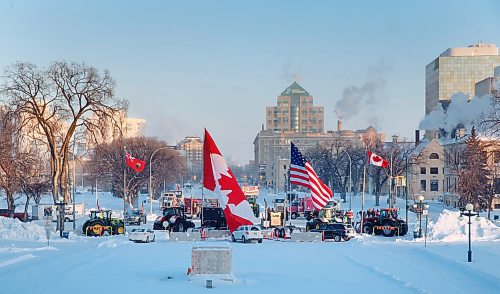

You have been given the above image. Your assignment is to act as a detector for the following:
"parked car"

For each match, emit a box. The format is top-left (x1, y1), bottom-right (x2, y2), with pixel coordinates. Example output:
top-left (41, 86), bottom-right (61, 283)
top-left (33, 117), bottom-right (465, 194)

top-left (128, 228), bottom-right (155, 243)
top-left (0, 209), bottom-right (29, 222)
top-left (231, 225), bottom-right (263, 243)
top-left (124, 208), bottom-right (146, 226)
top-left (311, 223), bottom-right (356, 242)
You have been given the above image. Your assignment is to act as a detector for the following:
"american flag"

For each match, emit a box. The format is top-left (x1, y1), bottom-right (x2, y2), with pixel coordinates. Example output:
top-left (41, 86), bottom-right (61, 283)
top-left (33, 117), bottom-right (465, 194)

top-left (290, 142), bottom-right (333, 211)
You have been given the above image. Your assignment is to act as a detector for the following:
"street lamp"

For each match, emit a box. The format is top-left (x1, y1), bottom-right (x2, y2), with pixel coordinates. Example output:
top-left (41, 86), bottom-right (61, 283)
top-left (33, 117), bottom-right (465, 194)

top-left (412, 195), bottom-right (428, 238)
top-left (149, 147), bottom-right (171, 215)
top-left (341, 150), bottom-right (352, 210)
top-left (459, 203), bottom-right (480, 262)
top-left (55, 196), bottom-right (67, 238)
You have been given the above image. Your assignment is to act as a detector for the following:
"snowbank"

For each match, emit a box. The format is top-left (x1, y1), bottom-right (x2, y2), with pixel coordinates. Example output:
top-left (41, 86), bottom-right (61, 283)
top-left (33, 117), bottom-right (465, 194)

top-left (426, 210), bottom-right (500, 242)
top-left (0, 217), bottom-right (48, 241)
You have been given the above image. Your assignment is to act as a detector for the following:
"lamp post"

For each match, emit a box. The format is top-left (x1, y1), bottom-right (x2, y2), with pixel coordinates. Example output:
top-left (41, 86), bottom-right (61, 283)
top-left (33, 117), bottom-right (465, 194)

top-left (55, 197), bottom-right (67, 238)
top-left (459, 203), bottom-right (480, 262)
top-left (341, 150), bottom-right (352, 210)
top-left (149, 147), bottom-right (171, 215)
top-left (412, 195), bottom-right (429, 238)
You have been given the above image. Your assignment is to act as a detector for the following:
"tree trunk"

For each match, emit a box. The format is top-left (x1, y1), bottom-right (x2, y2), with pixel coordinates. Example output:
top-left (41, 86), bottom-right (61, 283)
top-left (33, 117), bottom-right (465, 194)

top-left (24, 196), bottom-right (30, 221)
top-left (6, 190), bottom-right (15, 212)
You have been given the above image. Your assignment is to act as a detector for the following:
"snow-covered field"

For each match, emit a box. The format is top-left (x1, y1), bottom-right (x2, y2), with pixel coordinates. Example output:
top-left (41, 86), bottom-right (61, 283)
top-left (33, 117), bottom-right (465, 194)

top-left (1, 190), bottom-right (499, 293)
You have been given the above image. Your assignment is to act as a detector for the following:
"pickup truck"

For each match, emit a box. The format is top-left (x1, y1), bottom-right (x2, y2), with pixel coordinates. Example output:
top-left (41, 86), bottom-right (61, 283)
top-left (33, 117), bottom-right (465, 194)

top-left (0, 209), bottom-right (29, 222)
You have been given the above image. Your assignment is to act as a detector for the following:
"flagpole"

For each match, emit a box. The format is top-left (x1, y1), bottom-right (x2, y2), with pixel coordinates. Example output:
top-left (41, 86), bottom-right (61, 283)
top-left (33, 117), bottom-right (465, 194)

top-left (361, 165), bottom-right (366, 234)
top-left (123, 146), bottom-right (127, 218)
top-left (95, 177), bottom-right (98, 209)
top-left (389, 152), bottom-right (393, 208)
top-left (201, 132), bottom-right (205, 228)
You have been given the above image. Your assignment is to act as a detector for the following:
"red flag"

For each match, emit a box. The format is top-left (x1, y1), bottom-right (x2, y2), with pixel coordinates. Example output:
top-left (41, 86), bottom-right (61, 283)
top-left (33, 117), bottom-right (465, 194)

top-left (203, 129), bottom-right (258, 232)
top-left (367, 151), bottom-right (389, 168)
top-left (125, 152), bottom-right (146, 173)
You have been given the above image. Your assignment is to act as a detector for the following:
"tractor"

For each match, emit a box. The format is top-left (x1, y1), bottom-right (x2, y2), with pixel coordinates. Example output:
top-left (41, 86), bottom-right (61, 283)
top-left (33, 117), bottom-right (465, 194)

top-left (305, 199), bottom-right (341, 231)
top-left (82, 210), bottom-right (125, 236)
top-left (153, 206), bottom-right (195, 232)
top-left (359, 208), bottom-right (408, 237)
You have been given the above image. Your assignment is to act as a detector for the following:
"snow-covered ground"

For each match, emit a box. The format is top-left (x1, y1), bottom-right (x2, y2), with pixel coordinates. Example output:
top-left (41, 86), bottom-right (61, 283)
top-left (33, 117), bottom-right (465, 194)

top-left (1, 190), bottom-right (499, 293)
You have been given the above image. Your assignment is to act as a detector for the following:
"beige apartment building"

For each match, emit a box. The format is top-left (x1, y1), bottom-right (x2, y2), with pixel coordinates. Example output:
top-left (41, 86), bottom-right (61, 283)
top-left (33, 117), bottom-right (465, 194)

top-left (177, 136), bottom-right (203, 182)
top-left (409, 138), bottom-right (445, 201)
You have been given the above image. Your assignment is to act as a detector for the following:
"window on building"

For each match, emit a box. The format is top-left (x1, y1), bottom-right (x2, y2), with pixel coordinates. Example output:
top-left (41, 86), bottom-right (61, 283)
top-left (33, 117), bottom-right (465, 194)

top-left (494, 204), bottom-right (500, 209)
top-left (430, 180), bottom-right (438, 192)
top-left (420, 167), bottom-right (426, 174)
top-left (420, 180), bottom-right (426, 192)
top-left (495, 178), bottom-right (500, 194)
top-left (430, 167), bottom-right (439, 174)
top-left (430, 153), bottom-right (439, 159)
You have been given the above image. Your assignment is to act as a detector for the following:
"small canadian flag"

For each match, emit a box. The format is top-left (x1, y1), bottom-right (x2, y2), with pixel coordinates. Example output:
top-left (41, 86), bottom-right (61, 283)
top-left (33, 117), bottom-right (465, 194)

top-left (367, 151), bottom-right (389, 168)
top-left (125, 152), bottom-right (146, 173)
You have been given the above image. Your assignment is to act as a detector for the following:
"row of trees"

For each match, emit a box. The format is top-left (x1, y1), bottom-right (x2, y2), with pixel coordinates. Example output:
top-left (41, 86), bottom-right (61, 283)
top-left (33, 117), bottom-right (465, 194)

top-left (304, 136), bottom-right (416, 207)
top-left (0, 61), bottom-right (186, 214)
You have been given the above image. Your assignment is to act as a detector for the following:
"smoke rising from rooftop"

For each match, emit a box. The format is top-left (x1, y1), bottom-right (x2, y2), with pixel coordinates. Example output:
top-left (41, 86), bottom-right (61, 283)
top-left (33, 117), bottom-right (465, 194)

top-left (334, 61), bottom-right (392, 121)
top-left (419, 93), bottom-right (492, 136)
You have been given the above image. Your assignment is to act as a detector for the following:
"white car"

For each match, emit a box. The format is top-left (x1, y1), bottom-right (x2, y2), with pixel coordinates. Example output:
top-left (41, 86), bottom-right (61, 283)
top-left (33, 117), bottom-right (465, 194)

top-left (128, 228), bottom-right (155, 243)
top-left (231, 225), bottom-right (263, 243)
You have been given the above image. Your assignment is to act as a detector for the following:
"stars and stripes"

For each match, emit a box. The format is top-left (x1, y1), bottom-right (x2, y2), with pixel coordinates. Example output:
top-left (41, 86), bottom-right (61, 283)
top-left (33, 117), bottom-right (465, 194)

top-left (290, 142), bottom-right (333, 211)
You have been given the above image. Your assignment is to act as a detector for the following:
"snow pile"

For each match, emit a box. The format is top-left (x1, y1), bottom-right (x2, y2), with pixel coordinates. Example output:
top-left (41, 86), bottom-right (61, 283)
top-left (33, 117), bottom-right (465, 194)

top-left (0, 217), bottom-right (47, 241)
top-left (97, 240), bottom-right (117, 248)
top-left (427, 210), bottom-right (500, 242)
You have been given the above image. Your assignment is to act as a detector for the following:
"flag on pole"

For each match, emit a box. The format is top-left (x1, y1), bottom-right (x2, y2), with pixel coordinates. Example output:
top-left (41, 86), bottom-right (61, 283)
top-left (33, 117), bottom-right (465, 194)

top-left (367, 151), bottom-right (389, 168)
top-left (290, 142), bottom-right (333, 211)
top-left (203, 129), bottom-right (258, 232)
top-left (125, 151), bottom-right (146, 173)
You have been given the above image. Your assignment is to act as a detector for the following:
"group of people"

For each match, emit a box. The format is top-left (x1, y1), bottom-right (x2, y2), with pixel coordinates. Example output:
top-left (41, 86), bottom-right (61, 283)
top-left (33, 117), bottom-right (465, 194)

top-left (358, 208), bottom-right (380, 218)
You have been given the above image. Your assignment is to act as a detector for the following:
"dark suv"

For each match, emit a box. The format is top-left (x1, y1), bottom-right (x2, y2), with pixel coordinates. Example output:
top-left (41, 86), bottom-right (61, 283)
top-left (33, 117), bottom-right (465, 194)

top-left (311, 223), bottom-right (356, 242)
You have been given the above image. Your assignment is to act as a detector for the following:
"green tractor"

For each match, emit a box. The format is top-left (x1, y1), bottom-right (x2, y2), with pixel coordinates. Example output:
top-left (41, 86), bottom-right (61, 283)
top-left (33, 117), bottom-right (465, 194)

top-left (82, 210), bottom-right (125, 237)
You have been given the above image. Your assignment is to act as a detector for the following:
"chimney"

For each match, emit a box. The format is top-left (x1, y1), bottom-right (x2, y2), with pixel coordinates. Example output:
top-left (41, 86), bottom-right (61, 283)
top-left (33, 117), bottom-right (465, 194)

top-left (337, 119), bottom-right (343, 131)
top-left (415, 130), bottom-right (420, 145)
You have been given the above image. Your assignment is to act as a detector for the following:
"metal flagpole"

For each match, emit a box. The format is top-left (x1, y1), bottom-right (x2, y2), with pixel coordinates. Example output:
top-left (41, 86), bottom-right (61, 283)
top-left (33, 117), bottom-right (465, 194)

top-left (389, 153), bottom-right (393, 208)
top-left (361, 165), bottom-right (366, 234)
top-left (123, 146), bottom-right (127, 217)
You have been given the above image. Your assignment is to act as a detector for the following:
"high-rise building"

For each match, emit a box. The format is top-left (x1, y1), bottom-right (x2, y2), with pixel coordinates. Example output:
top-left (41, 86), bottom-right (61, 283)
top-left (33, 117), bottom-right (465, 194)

top-left (177, 136), bottom-right (203, 182)
top-left (425, 42), bottom-right (500, 114)
top-left (266, 82), bottom-right (324, 133)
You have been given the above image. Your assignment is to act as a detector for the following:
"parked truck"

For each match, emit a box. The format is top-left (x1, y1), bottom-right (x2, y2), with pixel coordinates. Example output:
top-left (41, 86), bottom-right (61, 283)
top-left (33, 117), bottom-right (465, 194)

top-left (0, 209), bottom-right (29, 222)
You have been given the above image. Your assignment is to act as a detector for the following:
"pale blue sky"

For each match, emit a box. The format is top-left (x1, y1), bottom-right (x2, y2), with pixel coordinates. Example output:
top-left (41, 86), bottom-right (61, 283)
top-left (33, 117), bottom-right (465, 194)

top-left (1, 0), bottom-right (499, 163)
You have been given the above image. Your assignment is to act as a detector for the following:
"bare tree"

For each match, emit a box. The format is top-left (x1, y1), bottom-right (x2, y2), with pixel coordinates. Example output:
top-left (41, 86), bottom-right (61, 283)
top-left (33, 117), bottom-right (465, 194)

top-left (1, 61), bottom-right (127, 204)
top-left (480, 95), bottom-right (500, 136)
top-left (0, 108), bottom-right (40, 218)
top-left (89, 137), bottom-right (187, 209)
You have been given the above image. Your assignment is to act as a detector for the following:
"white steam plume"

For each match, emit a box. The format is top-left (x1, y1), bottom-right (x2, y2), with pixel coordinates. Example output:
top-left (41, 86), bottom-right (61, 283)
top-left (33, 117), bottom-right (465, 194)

top-left (419, 93), bottom-right (493, 136)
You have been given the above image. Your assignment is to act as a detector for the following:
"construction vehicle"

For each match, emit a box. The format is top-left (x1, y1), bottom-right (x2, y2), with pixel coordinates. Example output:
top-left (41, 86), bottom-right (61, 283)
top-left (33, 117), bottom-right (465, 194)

top-left (359, 208), bottom-right (408, 237)
top-left (305, 199), bottom-right (341, 231)
top-left (82, 210), bottom-right (125, 236)
top-left (153, 206), bottom-right (195, 232)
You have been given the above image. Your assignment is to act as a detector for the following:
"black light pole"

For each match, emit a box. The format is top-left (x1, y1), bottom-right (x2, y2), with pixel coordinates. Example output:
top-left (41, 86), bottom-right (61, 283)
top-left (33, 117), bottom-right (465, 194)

top-left (460, 203), bottom-right (480, 262)
top-left (412, 195), bottom-right (428, 238)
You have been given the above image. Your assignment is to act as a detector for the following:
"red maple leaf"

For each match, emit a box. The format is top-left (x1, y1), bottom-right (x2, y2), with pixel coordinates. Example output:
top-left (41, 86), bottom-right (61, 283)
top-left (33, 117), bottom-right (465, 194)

top-left (217, 169), bottom-right (247, 206)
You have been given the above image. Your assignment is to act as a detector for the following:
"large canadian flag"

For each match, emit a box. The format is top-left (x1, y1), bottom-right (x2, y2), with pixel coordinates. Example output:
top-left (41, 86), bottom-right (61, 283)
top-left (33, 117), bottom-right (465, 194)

top-left (367, 151), bottom-right (389, 168)
top-left (203, 129), bottom-right (258, 232)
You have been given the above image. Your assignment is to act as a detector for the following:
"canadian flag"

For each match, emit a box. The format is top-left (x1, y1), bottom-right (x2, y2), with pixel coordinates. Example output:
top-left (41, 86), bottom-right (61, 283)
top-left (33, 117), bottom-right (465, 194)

top-left (203, 129), bottom-right (258, 232)
top-left (125, 152), bottom-right (146, 173)
top-left (368, 151), bottom-right (389, 168)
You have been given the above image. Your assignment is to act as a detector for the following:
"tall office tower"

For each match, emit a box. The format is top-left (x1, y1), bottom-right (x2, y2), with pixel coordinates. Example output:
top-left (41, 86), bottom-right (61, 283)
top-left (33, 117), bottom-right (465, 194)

top-left (425, 43), bottom-right (500, 114)
top-left (265, 82), bottom-right (324, 133)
